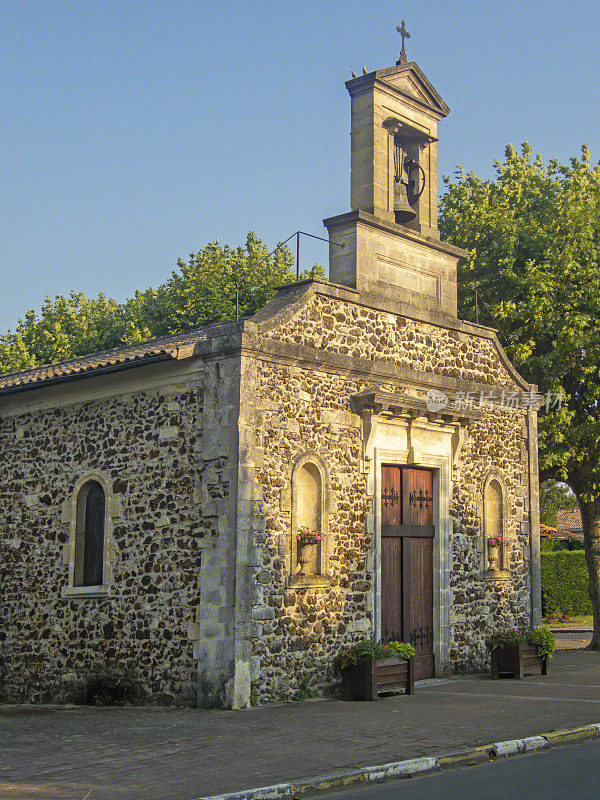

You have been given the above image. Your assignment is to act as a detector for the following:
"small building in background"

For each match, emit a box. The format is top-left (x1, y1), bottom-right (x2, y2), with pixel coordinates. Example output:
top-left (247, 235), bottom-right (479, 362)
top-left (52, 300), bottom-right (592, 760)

top-left (556, 508), bottom-right (584, 542)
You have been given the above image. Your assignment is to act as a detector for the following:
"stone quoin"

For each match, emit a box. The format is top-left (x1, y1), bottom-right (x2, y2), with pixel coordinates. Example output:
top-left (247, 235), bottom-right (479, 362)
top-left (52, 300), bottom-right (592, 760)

top-left (0, 52), bottom-right (541, 708)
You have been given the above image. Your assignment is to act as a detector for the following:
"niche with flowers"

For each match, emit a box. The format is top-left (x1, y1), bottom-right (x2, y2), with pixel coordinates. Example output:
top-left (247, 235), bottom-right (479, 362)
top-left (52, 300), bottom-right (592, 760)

top-left (289, 452), bottom-right (331, 587)
top-left (482, 473), bottom-right (509, 579)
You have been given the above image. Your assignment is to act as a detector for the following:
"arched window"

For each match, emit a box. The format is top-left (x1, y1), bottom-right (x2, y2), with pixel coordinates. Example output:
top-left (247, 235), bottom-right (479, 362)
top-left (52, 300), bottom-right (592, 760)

top-left (74, 481), bottom-right (105, 586)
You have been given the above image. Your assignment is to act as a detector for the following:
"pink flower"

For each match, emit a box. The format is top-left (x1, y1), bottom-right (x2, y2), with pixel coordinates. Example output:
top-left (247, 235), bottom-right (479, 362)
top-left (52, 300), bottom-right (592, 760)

top-left (296, 527), bottom-right (323, 545)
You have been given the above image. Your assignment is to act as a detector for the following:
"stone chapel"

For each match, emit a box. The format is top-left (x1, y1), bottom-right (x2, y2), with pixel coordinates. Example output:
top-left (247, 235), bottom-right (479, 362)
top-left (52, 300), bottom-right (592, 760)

top-left (0, 52), bottom-right (541, 708)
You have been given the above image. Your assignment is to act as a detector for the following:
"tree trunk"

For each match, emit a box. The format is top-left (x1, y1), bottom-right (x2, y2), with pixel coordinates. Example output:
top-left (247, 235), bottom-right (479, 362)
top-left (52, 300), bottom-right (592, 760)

top-left (574, 496), bottom-right (600, 650)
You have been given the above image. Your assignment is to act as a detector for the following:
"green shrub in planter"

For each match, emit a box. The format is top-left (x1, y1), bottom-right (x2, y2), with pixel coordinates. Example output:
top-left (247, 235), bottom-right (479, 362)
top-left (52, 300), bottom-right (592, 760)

top-left (334, 639), bottom-right (415, 673)
top-left (334, 639), bottom-right (416, 701)
top-left (486, 626), bottom-right (555, 659)
top-left (486, 626), bottom-right (555, 679)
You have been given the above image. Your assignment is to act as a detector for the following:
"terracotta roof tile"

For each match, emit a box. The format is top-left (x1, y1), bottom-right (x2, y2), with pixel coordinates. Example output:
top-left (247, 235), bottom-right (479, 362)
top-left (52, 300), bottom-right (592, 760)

top-left (556, 507), bottom-right (582, 532)
top-left (0, 326), bottom-right (220, 394)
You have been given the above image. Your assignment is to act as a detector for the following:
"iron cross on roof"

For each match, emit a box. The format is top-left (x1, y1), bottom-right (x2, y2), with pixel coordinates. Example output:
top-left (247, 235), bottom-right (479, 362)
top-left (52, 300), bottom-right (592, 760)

top-left (396, 20), bottom-right (410, 65)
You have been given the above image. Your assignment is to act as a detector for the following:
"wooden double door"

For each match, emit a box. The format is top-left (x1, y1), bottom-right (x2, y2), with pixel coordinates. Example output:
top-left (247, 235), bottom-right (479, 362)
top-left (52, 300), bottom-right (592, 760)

top-left (381, 465), bottom-right (435, 680)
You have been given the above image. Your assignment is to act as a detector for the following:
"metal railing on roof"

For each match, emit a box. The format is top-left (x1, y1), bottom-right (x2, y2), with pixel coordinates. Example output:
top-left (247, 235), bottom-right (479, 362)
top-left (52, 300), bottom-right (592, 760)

top-left (458, 282), bottom-right (515, 363)
top-left (235, 231), bottom-right (344, 321)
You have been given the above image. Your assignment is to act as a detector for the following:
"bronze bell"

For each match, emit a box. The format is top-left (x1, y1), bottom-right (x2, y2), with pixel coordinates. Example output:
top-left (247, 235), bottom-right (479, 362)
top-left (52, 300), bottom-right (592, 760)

top-left (393, 141), bottom-right (418, 224)
top-left (394, 179), bottom-right (417, 224)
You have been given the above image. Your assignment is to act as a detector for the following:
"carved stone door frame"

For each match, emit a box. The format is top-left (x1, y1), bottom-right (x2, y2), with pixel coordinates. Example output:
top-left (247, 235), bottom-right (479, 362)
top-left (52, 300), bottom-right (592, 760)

top-left (370, 420), bottom-right (453, 676)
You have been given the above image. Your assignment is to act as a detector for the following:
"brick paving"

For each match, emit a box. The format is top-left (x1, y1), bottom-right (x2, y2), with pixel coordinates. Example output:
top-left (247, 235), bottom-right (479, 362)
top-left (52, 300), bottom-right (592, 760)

top-left (1, 650), bottom-right (600, 800)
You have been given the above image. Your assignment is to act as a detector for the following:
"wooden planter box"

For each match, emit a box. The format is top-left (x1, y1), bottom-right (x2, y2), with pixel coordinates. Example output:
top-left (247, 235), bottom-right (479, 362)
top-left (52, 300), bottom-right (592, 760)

top-left (490, 642), bottom-right (548, 679)
top-left (341, 657), bottom-right (414, 700)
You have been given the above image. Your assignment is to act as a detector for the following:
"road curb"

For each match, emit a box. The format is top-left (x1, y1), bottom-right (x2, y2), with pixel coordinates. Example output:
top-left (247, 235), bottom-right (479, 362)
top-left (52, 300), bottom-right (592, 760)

top-left (436, 745), bottom-right (494, 769)
top-left (544, 724), bottom-right (600, 745)
top-left (194, 723), bottom-right (600, 800)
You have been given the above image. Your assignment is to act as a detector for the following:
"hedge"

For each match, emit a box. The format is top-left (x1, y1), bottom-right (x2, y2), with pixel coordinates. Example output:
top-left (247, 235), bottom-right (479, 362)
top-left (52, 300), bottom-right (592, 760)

top-left (541, 550), bottom-right (592, 616)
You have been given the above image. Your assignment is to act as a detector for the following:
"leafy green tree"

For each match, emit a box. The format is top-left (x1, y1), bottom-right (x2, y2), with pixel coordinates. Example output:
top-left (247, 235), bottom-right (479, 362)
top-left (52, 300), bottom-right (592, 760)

top-left (540, 480), bottom-right (578, 528)
top-left (440, 143), bottom-right (600, 646)
top-left (0, 332), bottom-right (37, 374)
top-left (0, 232), bottom-right (324, 373)
top-left (150, 231), bottom-right (300, 334)
top-left (0, 292), bottom-right (126, 373)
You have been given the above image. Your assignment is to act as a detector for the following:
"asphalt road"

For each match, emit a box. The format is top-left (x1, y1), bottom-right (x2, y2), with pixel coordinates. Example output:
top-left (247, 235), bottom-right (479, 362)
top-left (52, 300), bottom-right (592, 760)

top-left (322, 740), bottom-right (600, 800)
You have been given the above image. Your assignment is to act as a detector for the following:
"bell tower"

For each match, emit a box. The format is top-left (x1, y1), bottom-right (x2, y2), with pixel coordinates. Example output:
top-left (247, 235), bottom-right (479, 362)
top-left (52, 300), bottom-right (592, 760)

top-left (349, 58), bottom-right (448, 236)
top-left (324, 35), bottom-right (467, 320)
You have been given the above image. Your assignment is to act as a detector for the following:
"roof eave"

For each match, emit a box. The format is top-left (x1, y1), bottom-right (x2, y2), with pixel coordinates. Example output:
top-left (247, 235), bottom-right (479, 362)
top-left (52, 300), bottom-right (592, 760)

top-left (0, 353), bottom-right (174, 397)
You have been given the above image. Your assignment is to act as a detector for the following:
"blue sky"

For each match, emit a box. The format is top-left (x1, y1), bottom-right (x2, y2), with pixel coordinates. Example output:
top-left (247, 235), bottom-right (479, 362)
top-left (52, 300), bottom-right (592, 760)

top-left (1, 0), bottom-right (599, 332)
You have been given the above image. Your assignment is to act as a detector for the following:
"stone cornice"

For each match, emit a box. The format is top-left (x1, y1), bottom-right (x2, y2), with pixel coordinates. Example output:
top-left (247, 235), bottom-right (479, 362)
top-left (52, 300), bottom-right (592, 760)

top-left (345, 61), bottom-right (450, 120)
top-left (352, 389), bottom-right (484, 424)
top-left (323, 209), bottom-right (468, 260)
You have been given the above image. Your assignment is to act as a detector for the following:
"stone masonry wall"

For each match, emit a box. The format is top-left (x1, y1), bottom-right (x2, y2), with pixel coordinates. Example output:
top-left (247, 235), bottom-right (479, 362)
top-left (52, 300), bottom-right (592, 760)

top-left (0, 378), bottom-right (211, 705)
top-left (246, 291), bottom-right (532, 701)
top-left (0, 288), bottom-right (534, 707)
top-left (248, 362), bottom-right (369, 701)
top-left (262, 292), bottom-right (519, 389)
top-left (450, 406), bottom-right (532, 672)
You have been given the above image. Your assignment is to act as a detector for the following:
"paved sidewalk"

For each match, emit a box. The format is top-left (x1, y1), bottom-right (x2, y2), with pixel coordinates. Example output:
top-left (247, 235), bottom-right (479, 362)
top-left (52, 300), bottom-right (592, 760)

top-left (548, 624), bottom-right (594, 631)
top-left (1, 650), bottom-right (600, 800)
top-left (551, 627), bottom-right (593, 650)
top-left (555, 632), bottom-right (593, 649)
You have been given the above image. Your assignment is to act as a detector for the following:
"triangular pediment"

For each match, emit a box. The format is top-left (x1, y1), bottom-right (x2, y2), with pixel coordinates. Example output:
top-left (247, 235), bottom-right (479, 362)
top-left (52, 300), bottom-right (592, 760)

top-left (374, 62), bottom-right (450, 118)
top-left (392, 73), bottom-right (429, 102)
